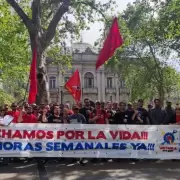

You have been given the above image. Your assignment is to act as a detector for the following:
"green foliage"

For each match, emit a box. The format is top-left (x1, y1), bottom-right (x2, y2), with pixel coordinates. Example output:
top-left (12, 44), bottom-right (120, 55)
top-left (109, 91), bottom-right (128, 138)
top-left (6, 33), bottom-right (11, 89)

top-left (0, 1), bottom-right (30, 102)
top-left (106, 0), bottom-right (180, 102)
top-left (47, 45), bottom-right (72, 70)
top-left (0, 89), bottom-right (15, 106)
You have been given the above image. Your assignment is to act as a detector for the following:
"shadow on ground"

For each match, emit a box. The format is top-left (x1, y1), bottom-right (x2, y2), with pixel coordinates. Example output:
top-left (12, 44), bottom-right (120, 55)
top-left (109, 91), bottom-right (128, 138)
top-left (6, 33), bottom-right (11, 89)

top-left (0, 160), bottom-right (180, 180)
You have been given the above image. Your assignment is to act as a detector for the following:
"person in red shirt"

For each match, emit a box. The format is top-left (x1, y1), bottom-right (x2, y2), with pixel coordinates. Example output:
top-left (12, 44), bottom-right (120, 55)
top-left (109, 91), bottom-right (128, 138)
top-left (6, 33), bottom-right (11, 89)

top-left (18, 106), bottom-right (37, 123)
top-left (89, 101), bottom-right (109, 124)
top-left (6, 103), bottom-right (20, 123)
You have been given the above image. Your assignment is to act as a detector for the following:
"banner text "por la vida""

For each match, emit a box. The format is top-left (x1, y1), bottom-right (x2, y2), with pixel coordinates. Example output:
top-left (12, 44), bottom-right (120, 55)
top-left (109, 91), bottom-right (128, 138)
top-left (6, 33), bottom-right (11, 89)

top-left (0, 129), bottom-right (148, 140)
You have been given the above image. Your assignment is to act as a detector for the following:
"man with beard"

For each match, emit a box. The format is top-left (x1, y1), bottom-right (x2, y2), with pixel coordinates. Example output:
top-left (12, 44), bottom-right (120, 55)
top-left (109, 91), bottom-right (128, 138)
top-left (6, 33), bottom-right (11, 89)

top-left (113, 102), bottom-right (127, 124)
top-left (89, 101), bottom-right (109, 124)
top-left (164, 100), bottom-right (175, 124)
top-left (150, 99), bottom-right (166, 125)
top-left (137, 99), bottom-right (149, 125)
top-left (125, 102), bottom-right (135, 124)
top-left (79, 98), bottom-right (91, 124)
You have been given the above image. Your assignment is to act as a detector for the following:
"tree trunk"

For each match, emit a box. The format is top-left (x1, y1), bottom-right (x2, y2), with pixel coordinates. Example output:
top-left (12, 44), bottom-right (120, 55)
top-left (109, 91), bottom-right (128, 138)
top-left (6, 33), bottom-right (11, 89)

top-left (30, 34), bottom-right (50, 105)
top-left (36, 53), bottom-right (50, 105)
top-left (158, 86), bottom-right (165, 107)
top-left (6, 0), bottom-right (70, 104)
top-left (36, 40), bottom-right (50, 104)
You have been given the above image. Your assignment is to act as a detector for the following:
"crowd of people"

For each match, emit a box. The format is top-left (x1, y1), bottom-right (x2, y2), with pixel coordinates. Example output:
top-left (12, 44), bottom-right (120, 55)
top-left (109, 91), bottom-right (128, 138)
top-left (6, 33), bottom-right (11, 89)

top-left (0, 98), bottom-right (179, 126)
top-left (0, 98), bottom-right (179, 166)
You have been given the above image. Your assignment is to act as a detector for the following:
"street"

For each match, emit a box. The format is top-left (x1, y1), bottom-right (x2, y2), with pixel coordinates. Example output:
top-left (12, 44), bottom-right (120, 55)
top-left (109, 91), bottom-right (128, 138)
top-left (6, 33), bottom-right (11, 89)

top-left (0, 159), bottom-right (180, 180)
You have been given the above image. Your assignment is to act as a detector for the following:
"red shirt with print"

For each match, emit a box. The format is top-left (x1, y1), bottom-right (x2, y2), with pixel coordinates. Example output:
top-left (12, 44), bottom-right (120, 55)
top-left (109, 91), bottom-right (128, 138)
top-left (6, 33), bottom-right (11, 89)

top-left (7, 110), bottom-right (20, 123)
top-left (22, 114), bottom-right (38, 123)
top-left (90, 109), bottom-right (108, 124)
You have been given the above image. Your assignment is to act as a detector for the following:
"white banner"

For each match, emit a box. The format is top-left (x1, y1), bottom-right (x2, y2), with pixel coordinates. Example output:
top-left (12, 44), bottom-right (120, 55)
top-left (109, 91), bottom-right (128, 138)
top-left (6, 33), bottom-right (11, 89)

top-left (0, 124), bottom-right (180, 159)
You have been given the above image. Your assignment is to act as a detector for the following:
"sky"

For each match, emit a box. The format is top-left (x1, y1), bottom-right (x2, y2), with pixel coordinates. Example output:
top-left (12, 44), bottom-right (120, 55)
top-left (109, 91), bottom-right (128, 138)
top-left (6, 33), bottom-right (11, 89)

top-left (82, 0), bottom-right (135, 45)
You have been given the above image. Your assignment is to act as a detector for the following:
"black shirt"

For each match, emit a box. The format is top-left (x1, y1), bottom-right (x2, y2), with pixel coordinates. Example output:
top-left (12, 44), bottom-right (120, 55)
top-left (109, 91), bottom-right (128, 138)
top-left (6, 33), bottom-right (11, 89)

top-left (48, 115), bottom-right (63, 123)
top-left (79, 107), bottom-right (91, 124)
top-left (113, 111), bottom-right (126, 124)
top-left (107, 110), bottom-right (116, 124)
top-left (125, 109), bottom-right (135, 124)
top-left (137, 107), bottom-right (148, 124)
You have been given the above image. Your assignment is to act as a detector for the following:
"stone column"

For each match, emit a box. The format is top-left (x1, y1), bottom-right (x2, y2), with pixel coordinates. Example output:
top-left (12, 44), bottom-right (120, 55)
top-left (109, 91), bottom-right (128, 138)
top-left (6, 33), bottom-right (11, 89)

top-left (115, 76), bottom-right (119, 102)
top-left (59, 71), bottom-right (63, 103)
top-left (97, 71), bottom-right (101, 101)
top-left (101, 71), bottom-right (105, 101)
top-left (80, 70), bottom-right (83, 101)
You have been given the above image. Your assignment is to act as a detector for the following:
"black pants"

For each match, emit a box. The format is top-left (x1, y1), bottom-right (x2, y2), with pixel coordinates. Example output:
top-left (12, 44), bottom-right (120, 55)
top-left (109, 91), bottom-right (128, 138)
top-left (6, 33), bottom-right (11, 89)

top-left (0, 157), bottom-right (9, 165)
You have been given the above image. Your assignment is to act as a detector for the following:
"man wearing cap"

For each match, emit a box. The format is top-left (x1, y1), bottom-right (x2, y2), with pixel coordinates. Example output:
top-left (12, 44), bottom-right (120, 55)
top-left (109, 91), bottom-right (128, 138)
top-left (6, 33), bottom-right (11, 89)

top-left (68, 105), bottom-right (86, 165)
top-left (68, 105), bottom-right (86, 124)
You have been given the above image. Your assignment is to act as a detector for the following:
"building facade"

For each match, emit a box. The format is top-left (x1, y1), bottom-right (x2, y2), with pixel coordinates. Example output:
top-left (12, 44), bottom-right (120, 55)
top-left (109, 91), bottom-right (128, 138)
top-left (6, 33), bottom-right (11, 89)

top-left (46, 42), bottom-right (130, 104)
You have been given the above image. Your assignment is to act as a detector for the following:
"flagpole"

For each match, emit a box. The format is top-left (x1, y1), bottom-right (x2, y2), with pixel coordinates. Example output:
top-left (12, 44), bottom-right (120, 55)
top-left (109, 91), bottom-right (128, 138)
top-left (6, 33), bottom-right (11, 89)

top-left (23, 78), bottom-right (30, 103)
top-left (24, 39), bottom-right (37, 105)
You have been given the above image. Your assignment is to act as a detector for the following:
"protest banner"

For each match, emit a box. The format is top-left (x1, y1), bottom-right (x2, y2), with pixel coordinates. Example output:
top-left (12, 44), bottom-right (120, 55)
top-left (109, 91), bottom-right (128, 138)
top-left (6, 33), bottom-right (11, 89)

top-left (0, 124), bottom-right (179, 159)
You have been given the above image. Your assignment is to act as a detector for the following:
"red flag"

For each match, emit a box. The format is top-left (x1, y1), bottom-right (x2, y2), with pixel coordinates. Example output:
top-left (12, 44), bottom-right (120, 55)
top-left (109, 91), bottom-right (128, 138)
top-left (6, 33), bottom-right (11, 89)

top-left (28, 47), bottom-right (37, 104)
top-left (96, 17), bottom-right (124, 70)
top-left (65, 69), bottom-right (81, 103)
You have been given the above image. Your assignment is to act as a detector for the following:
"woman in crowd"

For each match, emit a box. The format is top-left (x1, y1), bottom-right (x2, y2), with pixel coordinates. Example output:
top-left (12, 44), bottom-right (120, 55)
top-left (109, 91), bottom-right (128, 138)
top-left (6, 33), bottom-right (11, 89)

top-left (169, 106), bottom-right (180, 124)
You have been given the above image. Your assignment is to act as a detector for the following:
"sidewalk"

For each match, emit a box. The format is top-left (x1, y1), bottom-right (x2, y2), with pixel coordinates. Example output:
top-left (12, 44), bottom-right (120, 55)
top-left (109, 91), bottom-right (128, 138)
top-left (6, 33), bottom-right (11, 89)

top-left (0, 160), bottom-right (180, 180)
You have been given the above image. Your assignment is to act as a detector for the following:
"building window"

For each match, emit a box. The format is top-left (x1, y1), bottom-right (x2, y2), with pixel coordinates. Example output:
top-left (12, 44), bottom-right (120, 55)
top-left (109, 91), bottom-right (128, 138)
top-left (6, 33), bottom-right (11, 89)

top-left (64, 77), bottom-right (69, 83)
top-left (84, 72), bottom-right (94, 88)
top-left (49, 76), bottom-right (56, 89)
top-left (120, 80), bottom-right (126, 88)
top-left (107, 77), bottom-right (113, 88)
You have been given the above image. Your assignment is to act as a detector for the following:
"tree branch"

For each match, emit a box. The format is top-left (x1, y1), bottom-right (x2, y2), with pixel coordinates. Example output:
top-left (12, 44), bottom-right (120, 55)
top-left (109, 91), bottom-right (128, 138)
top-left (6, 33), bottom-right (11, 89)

top-left (6, 0), bottom-right (34, 33)
top-left (73, 1), bottom-right (107, 22)
top-left (44, 0), bottom-right (70, 48)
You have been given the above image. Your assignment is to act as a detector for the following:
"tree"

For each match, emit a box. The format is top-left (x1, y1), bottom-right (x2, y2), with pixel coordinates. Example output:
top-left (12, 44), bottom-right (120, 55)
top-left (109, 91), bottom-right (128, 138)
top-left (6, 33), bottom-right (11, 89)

top-left (156, 0), bottom-right (180, 54)
top-left (106, 0), bottom-right (180, 102)
top-left (0, 1), bottom-right (30, 103)
top-left (6, 0), bottom-right (115, 104)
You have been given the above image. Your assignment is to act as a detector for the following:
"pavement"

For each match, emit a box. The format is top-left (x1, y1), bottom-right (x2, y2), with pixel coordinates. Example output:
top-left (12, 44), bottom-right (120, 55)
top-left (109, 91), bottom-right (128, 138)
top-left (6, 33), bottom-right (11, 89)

top-left (0, 159), bottom-right (180, 180)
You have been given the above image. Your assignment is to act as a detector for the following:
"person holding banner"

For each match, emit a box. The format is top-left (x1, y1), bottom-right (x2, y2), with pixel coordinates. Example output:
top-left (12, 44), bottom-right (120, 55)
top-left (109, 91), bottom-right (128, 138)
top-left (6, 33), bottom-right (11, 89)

top-left (150, 99), bottom-right (166, 125)
top-left (169, 106), bottom-right (180, 124)
top-left (89, 101), bottom-right (109, 124)
top-left (18, 105), bottom-right (38, 123)
top-left (68, 105), bottom-right (86, 165)
top-left (106, 101), bottom-right (116, 124)
top-left (113, 102), bottom-right (127, 124)
top-left (6, 103), bottom-right (20, 123)
top-left (79, 98), bottom-right (91, 124)
top-left (0, 107), bottom-right (9, 166)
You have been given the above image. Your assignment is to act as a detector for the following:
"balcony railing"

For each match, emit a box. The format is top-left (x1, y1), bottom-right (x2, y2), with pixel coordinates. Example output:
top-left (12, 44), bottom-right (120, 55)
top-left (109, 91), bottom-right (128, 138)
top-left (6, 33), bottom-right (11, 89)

top-left (49, 88), bottom-right (58, 93)
top-left (83, 88), bottom-right (98, 94)
top-left (105, 88), bottom-right (116, 94)
top-left (120, 88), bottom-right (130, 94)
